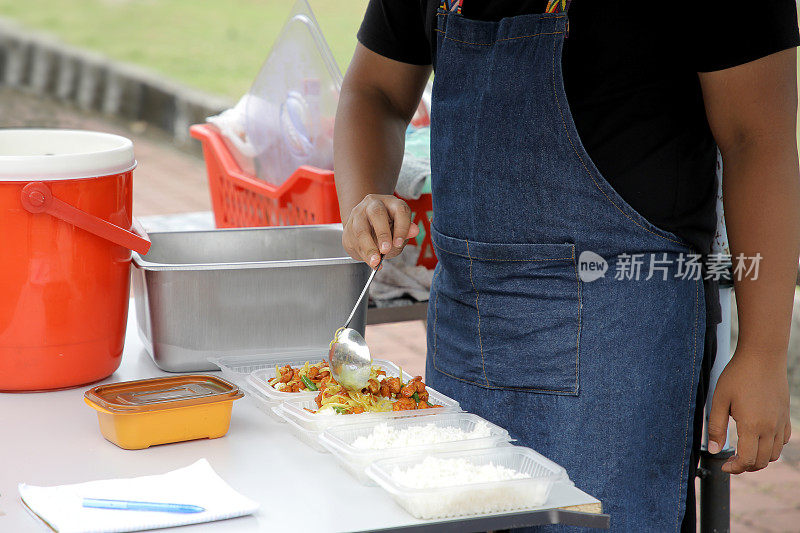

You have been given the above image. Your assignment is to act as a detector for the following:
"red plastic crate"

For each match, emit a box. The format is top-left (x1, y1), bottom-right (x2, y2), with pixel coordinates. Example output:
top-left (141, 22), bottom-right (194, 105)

top-left (190, 124), bottom-right (437, 269)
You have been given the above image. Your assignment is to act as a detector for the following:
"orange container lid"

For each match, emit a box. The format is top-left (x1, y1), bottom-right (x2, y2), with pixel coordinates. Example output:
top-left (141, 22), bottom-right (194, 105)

top-left (84, 375), bottom-right (243, 414)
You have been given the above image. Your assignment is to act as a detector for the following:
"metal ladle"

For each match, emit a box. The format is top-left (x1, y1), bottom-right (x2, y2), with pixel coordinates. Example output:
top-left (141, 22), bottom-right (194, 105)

top-left (328, 256), bottom-right (383, 390)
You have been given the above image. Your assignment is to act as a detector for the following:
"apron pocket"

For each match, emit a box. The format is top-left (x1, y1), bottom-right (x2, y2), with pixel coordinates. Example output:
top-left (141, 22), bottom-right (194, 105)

top-left (431, 226), bottom-right (581, 395)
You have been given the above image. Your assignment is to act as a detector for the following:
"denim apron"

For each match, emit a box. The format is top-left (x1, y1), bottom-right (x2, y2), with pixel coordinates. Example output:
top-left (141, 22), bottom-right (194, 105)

top-left (426, 6), bottom-right (705, 531)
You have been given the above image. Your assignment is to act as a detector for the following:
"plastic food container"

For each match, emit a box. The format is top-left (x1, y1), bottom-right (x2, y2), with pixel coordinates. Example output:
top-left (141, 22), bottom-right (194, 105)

top-left (247, 358), bottom-right (409, 422)
top-left (209, 350), bottom-right (321, 388)
top-left (365, 446), bottom-right (569, 520)
top-left (84, 375), bottom-right (244, 450)
top-left (319, 413), bottom-right (514, 485)
top-left (275, 404), bottom-right (330, 452)
top-left (208, 350), bottom-right (321, 419)
top-left (272, 388), bottom-right (462, 452)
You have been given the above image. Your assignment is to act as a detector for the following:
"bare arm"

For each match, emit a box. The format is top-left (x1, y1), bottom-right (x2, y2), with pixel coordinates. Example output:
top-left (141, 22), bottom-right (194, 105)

top-left (334, 44), bottom-right (431, 267)
top-left (700, 47), bottom-right (799, 473)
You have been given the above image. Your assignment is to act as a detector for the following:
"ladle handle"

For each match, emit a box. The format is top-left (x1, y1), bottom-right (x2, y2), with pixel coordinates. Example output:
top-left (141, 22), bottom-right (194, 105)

top-left (343, 256), bottom-right (383, 329)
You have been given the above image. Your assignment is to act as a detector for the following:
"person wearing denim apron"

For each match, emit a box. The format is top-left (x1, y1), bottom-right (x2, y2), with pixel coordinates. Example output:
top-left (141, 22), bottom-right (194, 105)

top-left (339, 1), bottom-right (798, 530)
top-left (425, 3), bottom-right (704, 530)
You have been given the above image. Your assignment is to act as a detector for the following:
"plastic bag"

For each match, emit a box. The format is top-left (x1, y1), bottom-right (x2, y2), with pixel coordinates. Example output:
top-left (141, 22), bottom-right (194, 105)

top-left (244, 0), bottom-right (342, 186)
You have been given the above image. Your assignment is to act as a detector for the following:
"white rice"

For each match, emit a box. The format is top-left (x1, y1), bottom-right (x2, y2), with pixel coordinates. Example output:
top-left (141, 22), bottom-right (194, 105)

top-left (391, 456), bottom-right (525, 488)
top-left (351, 422), bottom-right (492, 450)
top-left (388, 456), bottom-right (549, 519)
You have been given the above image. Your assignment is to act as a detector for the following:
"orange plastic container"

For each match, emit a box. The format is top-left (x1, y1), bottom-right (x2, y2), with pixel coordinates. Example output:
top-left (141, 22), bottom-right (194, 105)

top-left (0, 130), bottom-right (150, 392)
top-left (190, 124), bottom-right (437, 269)
top-left (84, 375), bottom-right (244, 450)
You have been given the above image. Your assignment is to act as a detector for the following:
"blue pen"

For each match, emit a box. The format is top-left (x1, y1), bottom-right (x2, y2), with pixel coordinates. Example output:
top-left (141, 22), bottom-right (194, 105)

top-left (82, 498), bottom-right (205, 514)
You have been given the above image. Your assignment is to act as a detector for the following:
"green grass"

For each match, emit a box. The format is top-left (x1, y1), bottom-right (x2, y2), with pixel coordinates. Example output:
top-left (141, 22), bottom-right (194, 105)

top-left (0, 0), bottom-right (368, 97)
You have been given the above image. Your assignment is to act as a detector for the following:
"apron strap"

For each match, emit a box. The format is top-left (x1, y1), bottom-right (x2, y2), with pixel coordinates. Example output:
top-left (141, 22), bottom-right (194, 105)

top-left (545, 1), bottom-right (572, 35)
top-left (442, 1), bottom-right (571, 33)
top-left (443, 0), bottom-right (572, 14)
top-left (545, 0), bottom-right (572, 13)
top-left (443, 0), bottom-right (571, 15)
top-left (440, 0), bottom-right (463, 15)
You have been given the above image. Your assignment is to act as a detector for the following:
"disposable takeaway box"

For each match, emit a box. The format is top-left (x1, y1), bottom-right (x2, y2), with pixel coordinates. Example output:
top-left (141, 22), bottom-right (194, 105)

top-left (318, 413), bottom-right (514, 485)
top-left (365, 446), bottom-right (571, 519)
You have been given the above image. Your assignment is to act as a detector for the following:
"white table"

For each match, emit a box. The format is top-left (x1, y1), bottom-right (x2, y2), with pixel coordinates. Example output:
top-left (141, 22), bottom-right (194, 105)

top-left (0, 305), bottom-right (608, 532)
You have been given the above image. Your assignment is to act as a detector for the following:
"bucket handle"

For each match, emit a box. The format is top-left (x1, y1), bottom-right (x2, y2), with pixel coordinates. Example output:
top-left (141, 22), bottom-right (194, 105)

top-left (20, 182), bottom-right (151, 255)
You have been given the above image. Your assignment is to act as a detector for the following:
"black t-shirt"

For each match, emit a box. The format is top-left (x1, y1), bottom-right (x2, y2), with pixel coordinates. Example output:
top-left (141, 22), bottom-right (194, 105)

top-left (357, 1), bottom-right (799, 256)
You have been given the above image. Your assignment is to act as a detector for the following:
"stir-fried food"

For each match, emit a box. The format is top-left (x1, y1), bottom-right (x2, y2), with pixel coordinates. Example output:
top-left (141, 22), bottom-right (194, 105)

top-left (266, 361), bottom-right (442, 414)
top-left (268, 360), bottom-right (329, 393)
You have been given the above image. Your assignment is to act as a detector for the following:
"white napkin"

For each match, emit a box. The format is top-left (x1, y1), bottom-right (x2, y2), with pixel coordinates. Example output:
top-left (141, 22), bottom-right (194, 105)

top-left (18, 459), bottom-right (259, 533)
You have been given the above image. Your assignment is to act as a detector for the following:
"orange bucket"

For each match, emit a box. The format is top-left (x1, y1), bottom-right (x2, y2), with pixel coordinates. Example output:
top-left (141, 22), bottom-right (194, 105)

top-left (0, 129), bottom-right (150, 391)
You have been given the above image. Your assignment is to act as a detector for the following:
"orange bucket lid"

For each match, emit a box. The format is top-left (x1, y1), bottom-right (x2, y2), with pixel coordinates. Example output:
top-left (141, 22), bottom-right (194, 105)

top-left (84, 375), bottom-right (243, 414)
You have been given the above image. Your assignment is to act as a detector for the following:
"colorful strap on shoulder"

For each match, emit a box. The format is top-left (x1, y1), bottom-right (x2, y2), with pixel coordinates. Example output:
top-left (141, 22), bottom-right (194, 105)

top-left (440, 0), bottom-right (463, 15)
top-left (442, 1), bottom-right (570, 33)
top-left (545, 0), bottom-right (571, 13)
top-left (546, 0), bottom-right (572, 35)
top-left (444, 1), bottom-right (569, 16)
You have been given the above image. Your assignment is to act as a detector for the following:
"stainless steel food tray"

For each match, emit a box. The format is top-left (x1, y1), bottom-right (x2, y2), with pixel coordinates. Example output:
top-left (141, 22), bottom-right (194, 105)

top-left (132, 225), bottom-right (369, 372)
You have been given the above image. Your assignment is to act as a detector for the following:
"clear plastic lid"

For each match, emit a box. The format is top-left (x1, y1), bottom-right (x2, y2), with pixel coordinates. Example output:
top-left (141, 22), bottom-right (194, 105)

top-left (365, 446), bottom-right (569, 519)
top-left (247, 358), bottom-right (410, 404)
top-left (274, 387), bottom-right (462, 435)
top-left (84, 375), bottom-right (243, 413)
top-left (367, 446), bottom-right (569, 491)
top-left (319, 413), bottom-right (515, 485)
top-left (244, 0), bottom-right (342, 186)
top-left (208, 349), bottom-right (325, 390)
top-left (319, 413), bottom-right (512, 457)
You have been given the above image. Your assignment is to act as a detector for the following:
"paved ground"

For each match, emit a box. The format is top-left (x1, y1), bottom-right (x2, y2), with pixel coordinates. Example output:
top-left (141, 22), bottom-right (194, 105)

top-left (3, 87), bottom-right (800, 531)
top-left (0, 88), bottom-right (210, 216)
